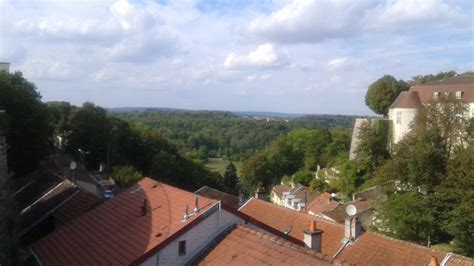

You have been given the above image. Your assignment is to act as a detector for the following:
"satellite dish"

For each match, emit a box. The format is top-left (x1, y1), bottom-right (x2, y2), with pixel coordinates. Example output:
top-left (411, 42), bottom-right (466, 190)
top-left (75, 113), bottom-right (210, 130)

top-left (330, 192), bottom-right (337, 198)
top-left (70, 161), bottom-right (77, 170)
top-left (346, 204), bottom-right (357, 217)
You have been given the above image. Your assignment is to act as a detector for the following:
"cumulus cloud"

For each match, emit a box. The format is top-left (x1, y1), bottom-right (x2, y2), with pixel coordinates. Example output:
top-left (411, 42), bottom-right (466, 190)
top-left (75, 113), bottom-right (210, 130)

top-left (327, 57), bottom-right (359, 71)
top-left (248, 0), bottom-right (469, 43)
top-left (224, 43), bottom-right (289, 69)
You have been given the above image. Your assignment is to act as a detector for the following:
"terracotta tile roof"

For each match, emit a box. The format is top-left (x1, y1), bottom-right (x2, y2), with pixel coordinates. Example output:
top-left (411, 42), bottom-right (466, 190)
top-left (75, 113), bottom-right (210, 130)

top-left (307, 193), bottom-right (339, 214)
top-left (321, 200), bottom-right (372, 224)
top-left (195, 225), bottom-right (333, 266)
top-left (52, 190), bottom-right (100, 225)
top-left (238, 198), bottom-right (474, 266)
top-left (389, 91), bottom-right (422, 109)
top-left (337, 232), bottom-right (446, 265)
top-left (239, 198), bottom-right (345, 258)
top-left (32, 177), bottom-right (218, 265)
top-left (195, 186), bottom-right (240, 209)
top-left (271, 184), bottom-right (291, 199)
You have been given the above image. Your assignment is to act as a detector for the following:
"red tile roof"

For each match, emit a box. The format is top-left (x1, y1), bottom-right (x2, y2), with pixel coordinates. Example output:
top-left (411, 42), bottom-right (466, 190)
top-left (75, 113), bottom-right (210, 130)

top-left (32, 177), bottom-right (218, 265)
top-left (52, 190), bottom-right (100, 225)
top-left (389, 91), bottom-right (422, 109)
top-left (238, 197), bottom-right (474, 266)
top-left (307, 192), bottom-right (339, 214)
top-left (239, 198), bottom-right (345, 258)
top-left (271, 184), bottom-right (291, 199)
top-left (196, 225), bottom-right (333, 265)
top-left (195, 186), bottom-right (240, 209)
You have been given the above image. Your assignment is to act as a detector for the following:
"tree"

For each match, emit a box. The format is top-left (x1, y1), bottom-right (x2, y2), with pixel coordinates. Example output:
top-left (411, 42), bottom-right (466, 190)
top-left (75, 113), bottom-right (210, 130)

top-left (365, 75), bottom-right (408, 116)
top-left (293, 170), bottom-right (313, 186)
top-left (223, 162), bottom-right (238, 195)
top-left (67, 102), bottom-right (110, 169)
top-left (355, 120), bottom-right (390, 176)
top-left (0, 71), bottom-right (51, 175)
top-left (112, 165), bottom-right (143, 188)
top-left (410, 70), bottom-right (457, 84)
top-left (46, 101), bottom-right (74, 134)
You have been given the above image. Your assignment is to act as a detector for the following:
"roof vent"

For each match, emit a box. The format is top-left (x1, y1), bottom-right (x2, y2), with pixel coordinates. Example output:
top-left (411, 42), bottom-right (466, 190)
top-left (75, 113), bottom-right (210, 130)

top-left (140, 199), bottom-right (148, 216)
top-left (182, 205), bottom-right (189, 221)
top-left (194, 195), bottom-right (200, 213)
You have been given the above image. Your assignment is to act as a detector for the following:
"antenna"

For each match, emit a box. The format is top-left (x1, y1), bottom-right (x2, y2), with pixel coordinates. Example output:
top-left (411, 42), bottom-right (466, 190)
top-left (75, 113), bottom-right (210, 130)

top-left (345, 204), bottom-right (357, 217)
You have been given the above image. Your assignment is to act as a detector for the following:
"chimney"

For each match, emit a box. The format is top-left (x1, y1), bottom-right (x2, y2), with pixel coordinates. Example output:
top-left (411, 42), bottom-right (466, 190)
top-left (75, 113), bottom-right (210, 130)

top-left (239, 190), bottom-right (244, 205)
top-left (344, 217), bottom-right (351, 241)
top-left (194, 195), bottom-right (200, 213)
top-left (351, 216), bottom-right (362, 239)
top-left (255, 187), bottom-right (267, 200)
top-left (303, 221), bottom-right (322, 252)
top-left (429, 256), bottom-right (439, 266)
top-left (182, 205), bottom-right (189, 221)
top-left (141, 199), bottom-right (147, 216)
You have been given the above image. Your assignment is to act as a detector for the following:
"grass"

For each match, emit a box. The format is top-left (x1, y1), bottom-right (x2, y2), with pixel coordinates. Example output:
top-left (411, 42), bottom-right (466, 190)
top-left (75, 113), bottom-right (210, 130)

top-left (431, 243), bottom-right (455, 252)
top-left (205, 157), bottom-right (241, 176)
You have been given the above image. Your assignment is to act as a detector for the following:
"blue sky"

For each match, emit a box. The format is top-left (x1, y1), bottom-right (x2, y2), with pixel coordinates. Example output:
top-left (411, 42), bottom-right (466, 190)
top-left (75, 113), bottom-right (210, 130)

top-left (1, 0), bottom-right (472, 115)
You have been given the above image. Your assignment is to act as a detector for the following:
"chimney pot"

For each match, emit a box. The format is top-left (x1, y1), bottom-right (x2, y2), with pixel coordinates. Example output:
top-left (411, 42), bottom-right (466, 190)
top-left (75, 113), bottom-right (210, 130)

top-left (303, 221), bottom-right (322, 252)
top-left (429, 256), bottom-right (439, 266)
top-left (182, 205), bottom-right (189, 221)
top-left (194, 195), bottom-right (200, 213)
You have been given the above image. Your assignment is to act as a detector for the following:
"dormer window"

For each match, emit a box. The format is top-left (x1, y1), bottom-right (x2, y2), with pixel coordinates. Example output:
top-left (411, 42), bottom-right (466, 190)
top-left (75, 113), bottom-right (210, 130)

top-left (455, 91), bottom-right (463, 99)
top-left (433, 92), bottom-right (440, 99)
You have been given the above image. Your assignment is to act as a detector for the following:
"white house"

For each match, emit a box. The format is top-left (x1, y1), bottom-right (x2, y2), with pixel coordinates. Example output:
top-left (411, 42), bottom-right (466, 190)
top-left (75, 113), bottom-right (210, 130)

top-left (389, 76), bottom-right (474, 144)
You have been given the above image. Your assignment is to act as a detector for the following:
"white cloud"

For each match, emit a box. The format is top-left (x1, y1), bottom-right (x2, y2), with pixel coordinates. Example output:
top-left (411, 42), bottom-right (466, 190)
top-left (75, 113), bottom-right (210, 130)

top-left (327, 57), bottom-right (359, 71)
top-left (224, 43), bottom-right (289, 69)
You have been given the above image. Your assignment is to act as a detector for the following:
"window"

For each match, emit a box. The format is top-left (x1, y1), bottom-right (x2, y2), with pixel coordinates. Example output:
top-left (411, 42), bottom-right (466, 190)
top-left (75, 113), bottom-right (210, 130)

top-left (178, 240), bottom-right (186, 256)
top-left (396, 111), bottom-right (402, 124)
top-left (455, 91), bottom-right (463, 99)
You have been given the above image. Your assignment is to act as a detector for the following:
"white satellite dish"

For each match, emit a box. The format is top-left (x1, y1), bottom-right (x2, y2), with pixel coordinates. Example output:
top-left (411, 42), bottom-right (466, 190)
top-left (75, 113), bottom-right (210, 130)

top-left (346, 204), bottom-right (357, 217)
top-left (70, 161), bottom-right (77, 170)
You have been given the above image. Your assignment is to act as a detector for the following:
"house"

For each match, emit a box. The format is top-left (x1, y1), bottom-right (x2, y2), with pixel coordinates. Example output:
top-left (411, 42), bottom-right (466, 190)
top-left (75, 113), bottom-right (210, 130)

top-left (239, 197), bottom-right (474, 266)
top-left (271, 183), bottom-right (318, 212)
top-left (31, 177), bottom-right (246, 266)
top-left (194, 186), bottom-right (241, 209)
top-left (320, 199), bottom-right (374, 230)
top-left (389, 76), bottom-right (474, 144)
top-left (307, 192), bottom-right (339, 217)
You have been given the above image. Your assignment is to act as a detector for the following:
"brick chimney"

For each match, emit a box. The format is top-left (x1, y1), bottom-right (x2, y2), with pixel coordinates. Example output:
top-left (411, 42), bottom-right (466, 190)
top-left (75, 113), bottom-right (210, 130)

top-left (303, 220), bottom-right (323, 252)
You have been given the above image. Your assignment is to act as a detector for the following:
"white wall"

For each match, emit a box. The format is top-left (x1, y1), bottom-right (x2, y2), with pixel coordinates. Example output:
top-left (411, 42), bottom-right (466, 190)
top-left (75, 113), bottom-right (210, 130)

top-left (389, 108), bottom-right (418, 144)
top-left (141, 205), bottom-right (244, 266)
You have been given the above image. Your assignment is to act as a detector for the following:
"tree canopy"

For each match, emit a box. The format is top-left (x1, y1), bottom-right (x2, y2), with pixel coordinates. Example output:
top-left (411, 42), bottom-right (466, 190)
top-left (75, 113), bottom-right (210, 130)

top-left (0, 71), bottom-right (51, 175)
top-left (365, 75), bottom-right (409, 116)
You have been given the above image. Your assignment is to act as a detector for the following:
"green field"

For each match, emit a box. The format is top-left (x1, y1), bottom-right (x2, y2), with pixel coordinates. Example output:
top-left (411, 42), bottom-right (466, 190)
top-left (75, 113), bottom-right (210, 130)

top-left (205, 158), bottom-right (241, 176)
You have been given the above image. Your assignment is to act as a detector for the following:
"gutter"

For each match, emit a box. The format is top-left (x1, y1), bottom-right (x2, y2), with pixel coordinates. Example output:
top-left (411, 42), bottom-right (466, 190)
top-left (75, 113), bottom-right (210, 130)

top-left (440, 252), bottom-right (453, 266)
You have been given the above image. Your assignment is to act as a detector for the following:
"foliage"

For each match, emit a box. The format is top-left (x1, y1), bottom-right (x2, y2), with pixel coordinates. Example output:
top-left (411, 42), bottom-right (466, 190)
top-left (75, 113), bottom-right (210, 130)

top-left (309, 177), bottom-right (328, 192)
top-left (365, 75), bottom-right (409, 116)
top-left (355, 119), bottom-right (390, 176)
top-left (410, 70), bottom-right (457, 84)
top-left (223, 162), bottom-right (239, 195)
top-left (293, 170), bottom-right (313, 186)
top-left (112, 165), bottom-right (143, 188)
top-left (0, 71), bottom-right (51, 175)
top-left (115, 110), bottom-right (355, 161)
top-left (46, 101), bottom-right (74, 134)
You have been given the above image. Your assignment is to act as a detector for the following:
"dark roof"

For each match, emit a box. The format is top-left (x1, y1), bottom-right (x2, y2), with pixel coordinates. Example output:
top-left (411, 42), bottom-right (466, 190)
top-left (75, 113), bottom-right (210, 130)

top-left (52, 154), bottom-right (99, 184)
top-left (52, 190), bottom-right (100, 225)
top-left (195, 225), bottom-right (333, 265)
top-left (238, 197), bottom-right (473, 265)
top-left (195, 186), bottom-right (240, 209)
top-left (32, 178), bottom-right (218, 265)
top-left (321, 200), bottom-right (372, 224)
top-left (389, 91), bottom-right (422, 109)
top-left (12, 164), bottom-right (79, 235)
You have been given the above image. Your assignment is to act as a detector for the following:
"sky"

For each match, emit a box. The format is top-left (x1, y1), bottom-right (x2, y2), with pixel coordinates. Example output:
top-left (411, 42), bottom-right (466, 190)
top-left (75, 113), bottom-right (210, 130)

top-left (0, 0), bottom-right (472, 115)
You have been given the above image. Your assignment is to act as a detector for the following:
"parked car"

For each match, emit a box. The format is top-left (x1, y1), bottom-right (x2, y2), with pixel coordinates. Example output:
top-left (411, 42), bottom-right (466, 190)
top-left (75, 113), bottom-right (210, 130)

top-left (103, 189), bottom-right (114, 199)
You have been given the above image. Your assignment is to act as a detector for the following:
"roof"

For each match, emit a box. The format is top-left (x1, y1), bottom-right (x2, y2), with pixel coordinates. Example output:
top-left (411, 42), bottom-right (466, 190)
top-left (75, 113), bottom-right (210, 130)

top-left (389, 91), bottom-right (422, 109)
top-left (390, 76), bottom-right (474, 109)
top-left (32, 177), bottom-right (218, 265)
top-left (271, 184), bottom-right (291, 199)
top-left (52, 190), bottom-right (100, 225)
top-left (239, 198), bottom-right (345, 257)
top-left (52, 154), bottom-right (99, 184)
top-left (11, 164), bottom-right (79, 235)
top-left (321, 200), bottom-right (372, 224)
top-left (195, 225), bottom-right (334, 266)
top-left (307, 193), bottom-right (339, 214)
top-left (195, 186), bottom-right (240, 209)
top-left (238, 198), bottom-right (473, 265)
